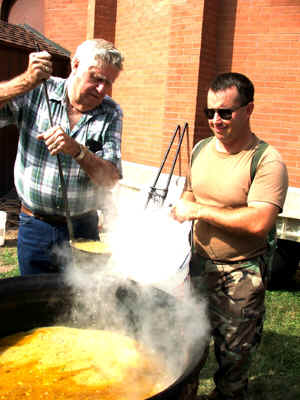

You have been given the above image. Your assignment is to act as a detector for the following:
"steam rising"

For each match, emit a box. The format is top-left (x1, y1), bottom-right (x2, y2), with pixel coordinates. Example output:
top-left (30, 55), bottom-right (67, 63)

top-left (63, 188), bottom-right (210, 385)
top-left (111, 207), bottom-right (192, 291)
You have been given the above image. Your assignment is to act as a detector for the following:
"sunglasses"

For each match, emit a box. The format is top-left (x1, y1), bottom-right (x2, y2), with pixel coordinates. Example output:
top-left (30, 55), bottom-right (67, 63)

top-left (204, 103), bottom-right (249, 120)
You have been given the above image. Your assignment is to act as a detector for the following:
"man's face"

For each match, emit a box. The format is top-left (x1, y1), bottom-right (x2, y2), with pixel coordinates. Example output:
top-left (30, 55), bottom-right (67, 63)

top-left (70, 59), bottom-right (120, 111)
top-left (207, 86), bottom-right (252, 146)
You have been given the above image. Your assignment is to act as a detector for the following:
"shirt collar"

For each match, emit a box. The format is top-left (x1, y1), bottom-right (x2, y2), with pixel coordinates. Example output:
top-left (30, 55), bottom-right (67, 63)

top-left (48, 77), bottom-right (68, 103)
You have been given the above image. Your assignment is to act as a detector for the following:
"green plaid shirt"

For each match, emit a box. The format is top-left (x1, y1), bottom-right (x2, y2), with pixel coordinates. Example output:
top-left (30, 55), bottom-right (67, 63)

top-left (0, 77), bottom-right (122, 216)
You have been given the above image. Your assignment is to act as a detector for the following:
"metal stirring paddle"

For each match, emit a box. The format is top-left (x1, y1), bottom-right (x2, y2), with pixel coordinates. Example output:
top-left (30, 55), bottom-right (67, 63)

top-left (35, 42), bottom-right (74, 241)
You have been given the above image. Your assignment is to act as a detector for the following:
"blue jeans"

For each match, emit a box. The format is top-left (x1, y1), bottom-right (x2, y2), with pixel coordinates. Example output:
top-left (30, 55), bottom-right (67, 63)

top-left (17, 211), bottom-right (99, 275)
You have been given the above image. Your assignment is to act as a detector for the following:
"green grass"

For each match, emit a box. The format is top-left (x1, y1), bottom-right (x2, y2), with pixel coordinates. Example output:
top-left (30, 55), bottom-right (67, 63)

top-left (0, 244), bottom-right (299, 399)
top-left (197, 286), bottom-right (300, 400)
top-left (0, 246), bottom-right (19, 278)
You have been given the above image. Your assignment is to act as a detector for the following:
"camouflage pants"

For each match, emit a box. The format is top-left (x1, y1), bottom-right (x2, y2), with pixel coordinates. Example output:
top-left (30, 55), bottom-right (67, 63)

top-left (192, 255), bottom-right (268, 400)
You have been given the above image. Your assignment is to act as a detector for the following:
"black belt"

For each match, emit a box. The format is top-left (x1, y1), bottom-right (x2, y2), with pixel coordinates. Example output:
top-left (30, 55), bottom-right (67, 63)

top-left (21, 204), bottom-right (68, 224)
top-left (192, 252), bottom-right (260, 265)
top-left (21, 204), bottom-right (93, 225)
top-left (209, 256), bottom-right (261, 265)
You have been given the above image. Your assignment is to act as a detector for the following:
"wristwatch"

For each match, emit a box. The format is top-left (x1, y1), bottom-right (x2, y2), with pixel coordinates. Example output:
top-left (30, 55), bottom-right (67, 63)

top-left (74, 144), bottom-right (87, 161)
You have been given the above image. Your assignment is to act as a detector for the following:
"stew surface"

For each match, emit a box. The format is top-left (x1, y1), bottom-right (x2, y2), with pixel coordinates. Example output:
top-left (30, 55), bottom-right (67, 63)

top-left (0, 326), bottom-right (171, 399)
top-left (72, 241), bottom-right (111, 254)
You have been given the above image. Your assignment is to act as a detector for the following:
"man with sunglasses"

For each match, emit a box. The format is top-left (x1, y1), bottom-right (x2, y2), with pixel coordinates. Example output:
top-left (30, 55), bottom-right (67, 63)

top-left (171, 72), bottom-right (288, 400)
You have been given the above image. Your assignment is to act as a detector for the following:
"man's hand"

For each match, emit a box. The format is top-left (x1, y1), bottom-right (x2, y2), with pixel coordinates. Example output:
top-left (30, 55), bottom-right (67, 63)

top-left (38, 126), bottom-right (120, 188)
top-left (37, 126), bottom-right (80, 157)
top-left (25, 51), bottom-right (53, 87)
top-left (0, 51), bottom-right (53, 108)
top-left (170, 198), bottom-right (199, 223)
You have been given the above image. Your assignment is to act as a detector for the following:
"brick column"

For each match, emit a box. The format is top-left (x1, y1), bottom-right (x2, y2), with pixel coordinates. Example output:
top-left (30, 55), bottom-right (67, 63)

top-left (87, 0), bottom-right (117, 44)
top-left (114, 0), bottom-right (218, 177)
top-left (162, 0), bottom-right (218, 176)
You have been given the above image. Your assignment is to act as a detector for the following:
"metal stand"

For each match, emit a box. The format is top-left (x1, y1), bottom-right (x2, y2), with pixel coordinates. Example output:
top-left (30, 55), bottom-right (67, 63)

top-left (144, 122), bottom-right (188, 209)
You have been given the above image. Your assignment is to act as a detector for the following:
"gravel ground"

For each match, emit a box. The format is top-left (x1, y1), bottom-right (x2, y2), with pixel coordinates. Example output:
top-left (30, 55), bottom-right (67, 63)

top-left (5, 226), bottom-right (18, 241)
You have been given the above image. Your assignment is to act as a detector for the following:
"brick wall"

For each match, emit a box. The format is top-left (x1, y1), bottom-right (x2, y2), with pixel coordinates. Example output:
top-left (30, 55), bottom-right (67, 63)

top-left (3, 0), bottom-right (44, 32)
top-left (93, 0), bottom-right (117, 43)
top-left (195, 0), bottom-right (218, 143)
top-left (113, 0), bottom-right (175, 168)
top-left (113, 0), bottom-right (207, 177)
top-left (40, 0), bottom-right (300, 186)
top-left (216, 0), bottom-right (300, 187)
top-left (44, 0), bottom-right (89, 55)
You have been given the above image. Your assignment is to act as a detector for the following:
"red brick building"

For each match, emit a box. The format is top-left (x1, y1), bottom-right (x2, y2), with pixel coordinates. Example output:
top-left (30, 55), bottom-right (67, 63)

top-left (1, 0), bottom-right (300, 187)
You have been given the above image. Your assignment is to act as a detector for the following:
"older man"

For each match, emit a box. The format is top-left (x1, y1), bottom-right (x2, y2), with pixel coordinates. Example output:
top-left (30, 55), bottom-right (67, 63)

top-left (0, 39), bottom-right (124, 275)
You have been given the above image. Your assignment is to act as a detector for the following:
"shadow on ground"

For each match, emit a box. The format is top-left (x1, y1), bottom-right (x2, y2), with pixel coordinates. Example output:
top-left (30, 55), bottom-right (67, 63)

top-left (3, 237), bottom-right (17, 248)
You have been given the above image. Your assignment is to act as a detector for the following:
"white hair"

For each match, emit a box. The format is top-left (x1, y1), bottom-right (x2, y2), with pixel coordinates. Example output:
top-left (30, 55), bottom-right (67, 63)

top-left (73, 39), bottom-right (124, 70)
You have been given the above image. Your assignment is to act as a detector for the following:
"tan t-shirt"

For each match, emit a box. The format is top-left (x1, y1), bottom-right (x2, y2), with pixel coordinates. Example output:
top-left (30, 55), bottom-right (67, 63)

top-left (191, 135), bottom-right (288, 261)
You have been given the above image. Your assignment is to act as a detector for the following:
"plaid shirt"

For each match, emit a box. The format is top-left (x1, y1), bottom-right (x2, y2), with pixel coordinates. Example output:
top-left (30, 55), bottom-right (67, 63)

top-left (0, 77), bottom-right (122, 216)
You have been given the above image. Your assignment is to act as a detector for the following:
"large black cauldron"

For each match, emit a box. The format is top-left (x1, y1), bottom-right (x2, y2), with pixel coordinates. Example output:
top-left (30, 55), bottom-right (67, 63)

top-left (0, 274), bottom-right (208, 400)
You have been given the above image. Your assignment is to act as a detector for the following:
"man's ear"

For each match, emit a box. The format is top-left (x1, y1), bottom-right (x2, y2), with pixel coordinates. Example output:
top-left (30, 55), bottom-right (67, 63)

top-left (247, 101), bottom-right (254, 117)
top-left (71, 57), bottom-right (79, 72)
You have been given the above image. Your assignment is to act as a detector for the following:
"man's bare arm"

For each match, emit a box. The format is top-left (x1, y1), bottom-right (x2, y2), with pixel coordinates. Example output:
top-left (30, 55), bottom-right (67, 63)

top-left (76, 150), bottom-right (121, 187)
top-left (170, 198), bottom-right (279, 238)
top-left (0, 51), bottom-right (52, 108)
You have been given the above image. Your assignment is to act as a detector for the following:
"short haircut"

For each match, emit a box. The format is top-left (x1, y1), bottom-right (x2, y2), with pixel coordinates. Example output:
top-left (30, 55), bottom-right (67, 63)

top-left (209, 72), bottom-right (254, 105)
top-left (73, 39), bottom-right (124, 71)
